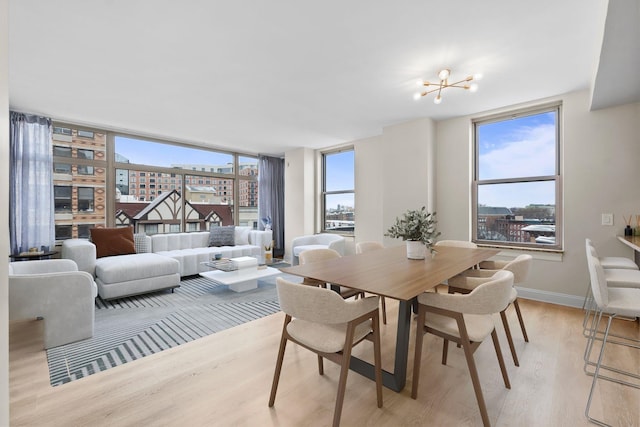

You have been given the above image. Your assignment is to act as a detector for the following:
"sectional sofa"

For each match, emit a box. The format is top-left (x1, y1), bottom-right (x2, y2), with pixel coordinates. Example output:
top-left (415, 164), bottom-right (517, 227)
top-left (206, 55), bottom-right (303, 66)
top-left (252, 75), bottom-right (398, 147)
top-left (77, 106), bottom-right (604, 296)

top-left (62, 227), bottom-right (273, 300)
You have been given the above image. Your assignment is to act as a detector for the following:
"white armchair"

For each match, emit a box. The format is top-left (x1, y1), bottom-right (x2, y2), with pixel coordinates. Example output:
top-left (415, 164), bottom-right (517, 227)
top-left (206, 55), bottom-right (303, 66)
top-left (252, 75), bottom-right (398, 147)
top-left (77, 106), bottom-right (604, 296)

top-left (9, 259), bottom-right (98, 349)
top-left (290, 233), bottom-right (345, 265)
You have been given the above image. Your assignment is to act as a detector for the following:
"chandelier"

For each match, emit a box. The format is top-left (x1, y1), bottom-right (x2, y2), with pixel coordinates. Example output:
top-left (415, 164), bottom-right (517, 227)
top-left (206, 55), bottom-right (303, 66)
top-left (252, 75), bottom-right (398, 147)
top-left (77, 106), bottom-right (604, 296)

top-left (413, 69), bottom-right (482, 104)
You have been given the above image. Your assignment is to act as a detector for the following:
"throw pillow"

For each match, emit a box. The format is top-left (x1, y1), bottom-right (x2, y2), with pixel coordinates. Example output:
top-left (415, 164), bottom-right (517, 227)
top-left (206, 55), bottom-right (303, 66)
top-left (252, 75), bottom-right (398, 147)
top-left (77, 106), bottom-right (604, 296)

top-left (91, 227), bottom-right (136, 258)
top-left (134, 233), bottom-right (150, 253)
top-left (209, 225), bottom-right (236, 247)
top-left (235, 226), bottom-right (250, 245)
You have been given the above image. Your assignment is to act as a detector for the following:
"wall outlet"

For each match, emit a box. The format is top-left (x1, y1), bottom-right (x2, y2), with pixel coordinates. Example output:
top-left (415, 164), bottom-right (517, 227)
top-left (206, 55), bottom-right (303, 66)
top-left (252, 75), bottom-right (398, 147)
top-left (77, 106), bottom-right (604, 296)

top-left (601, 213), bottom-right (614, 226)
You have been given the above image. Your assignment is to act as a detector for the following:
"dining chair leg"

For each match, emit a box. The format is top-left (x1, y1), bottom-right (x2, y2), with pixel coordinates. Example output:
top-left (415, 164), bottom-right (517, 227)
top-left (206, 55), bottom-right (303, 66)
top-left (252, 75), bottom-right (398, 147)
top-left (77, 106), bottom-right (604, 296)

top-left (513, 299), bottom-right (529, 342)
top-left (268, 327), bottom-right (289, 407)
top-left (500, 310), bottom-right (519, 367)
top-left (442, 338), bottom-right (449, 365)
top-left (372, 312), bottom-right (383, 407)
top-left (491, 330), bottom-right (511, 389)
top-left (333, 325), bottom-right (356, 427)
top-left (459, 323), bottom-right (491, 427)
top-left (411, 306), bottom-right (427, 399)
top-left (381, 296), bottom-right (387, 325)
top-left (318, 355), bottom-right (324, 375)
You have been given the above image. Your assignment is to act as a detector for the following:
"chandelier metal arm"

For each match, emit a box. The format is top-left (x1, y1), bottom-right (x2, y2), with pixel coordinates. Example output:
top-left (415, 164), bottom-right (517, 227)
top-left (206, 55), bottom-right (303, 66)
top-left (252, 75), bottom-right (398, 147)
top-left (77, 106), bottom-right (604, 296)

top-left (415, 72), bottom-right (477, 99)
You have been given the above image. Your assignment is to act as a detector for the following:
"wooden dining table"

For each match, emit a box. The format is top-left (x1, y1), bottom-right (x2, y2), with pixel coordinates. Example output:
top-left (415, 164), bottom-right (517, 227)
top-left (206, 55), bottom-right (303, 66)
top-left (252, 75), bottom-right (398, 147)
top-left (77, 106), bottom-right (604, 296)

top-left (280, 244), bottom-right (500, 392)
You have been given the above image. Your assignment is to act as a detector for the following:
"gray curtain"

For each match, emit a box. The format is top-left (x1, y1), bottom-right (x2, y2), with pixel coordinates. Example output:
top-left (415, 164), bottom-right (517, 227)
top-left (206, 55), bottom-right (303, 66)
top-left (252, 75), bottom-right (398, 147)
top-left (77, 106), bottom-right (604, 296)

top-left (9, 112), bottom-right (55, 255)
top-left (258, 155), bottom-right (284, 256)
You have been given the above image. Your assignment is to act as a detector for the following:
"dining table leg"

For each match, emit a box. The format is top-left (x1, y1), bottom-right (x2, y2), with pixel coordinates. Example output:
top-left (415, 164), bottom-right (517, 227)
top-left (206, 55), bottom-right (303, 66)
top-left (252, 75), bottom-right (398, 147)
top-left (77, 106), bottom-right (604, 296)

top-left (348, 298), bottom-right (413, 392)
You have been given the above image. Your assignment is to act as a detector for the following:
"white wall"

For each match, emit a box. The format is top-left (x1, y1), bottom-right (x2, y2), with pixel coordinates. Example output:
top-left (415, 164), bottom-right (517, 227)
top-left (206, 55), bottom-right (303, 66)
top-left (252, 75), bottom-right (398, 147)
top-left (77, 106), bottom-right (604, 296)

top-left (436, 90), bottom-right (640, 301)
top-left (0, 0), bottom-right (9, 421)
top-left (283, 148), bottom-right (315, 263)
top-left (354, 135), bottom-right (384, 245)
top-left (380, 117), bottom-right (436, 248)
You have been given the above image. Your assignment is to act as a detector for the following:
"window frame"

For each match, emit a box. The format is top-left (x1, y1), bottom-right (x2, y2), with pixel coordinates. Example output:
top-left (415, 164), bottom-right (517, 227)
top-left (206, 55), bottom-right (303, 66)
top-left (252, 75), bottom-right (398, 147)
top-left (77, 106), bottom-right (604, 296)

top-left (321, 147), bottom-right (355, 235)
top-left (472, 103), bottom-right (563, 251)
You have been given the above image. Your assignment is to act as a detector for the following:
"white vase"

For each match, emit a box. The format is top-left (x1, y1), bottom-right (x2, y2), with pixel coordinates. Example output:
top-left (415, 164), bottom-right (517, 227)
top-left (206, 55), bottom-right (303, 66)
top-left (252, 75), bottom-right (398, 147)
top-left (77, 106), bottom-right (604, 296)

top-left (406, 240), bottom-right (426, 259)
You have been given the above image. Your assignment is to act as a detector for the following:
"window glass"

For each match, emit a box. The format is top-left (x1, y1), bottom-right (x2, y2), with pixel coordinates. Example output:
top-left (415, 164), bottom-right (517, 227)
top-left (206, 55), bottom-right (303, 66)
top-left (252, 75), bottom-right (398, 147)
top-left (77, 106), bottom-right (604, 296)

top-left (474, 106), bottom-right (561, 249)
top-left (54, 163), bottom-right (72, 174)
top-left (115, 136), bottom-right (234, 172)
top-left (78, 187), bottom-right (94, 212)
top-left (322, 149), bottom-right (355, 233)
top-left (55, 225), bottom-right (72, 240)
top-left (477, 112), bottom-right (556, 180)
top-left (54, 146), bottom-right (72, 157)
top-left (54, 186), bottom-right (72, 213)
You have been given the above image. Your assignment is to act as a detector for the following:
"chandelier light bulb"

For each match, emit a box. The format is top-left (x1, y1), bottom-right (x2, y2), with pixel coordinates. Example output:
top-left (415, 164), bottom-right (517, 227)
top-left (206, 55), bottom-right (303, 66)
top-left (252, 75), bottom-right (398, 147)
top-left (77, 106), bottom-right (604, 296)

top-left (473, 73), bottom-right (483, 81)
top-left (416, 79), bottom-right (424, 87)
top-left (413, 92), bottom-right (422, 100)
top-left (469, 83), bottom-right (479, 92)
top-left (438, 69), bottom-right (450, 81)
top-left (434, 95), bottom-right (442, 104)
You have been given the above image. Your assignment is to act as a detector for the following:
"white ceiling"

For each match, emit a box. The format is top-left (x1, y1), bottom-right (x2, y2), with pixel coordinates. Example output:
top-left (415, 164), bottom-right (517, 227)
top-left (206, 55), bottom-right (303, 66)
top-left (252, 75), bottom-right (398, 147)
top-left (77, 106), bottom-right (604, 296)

top-left (8, 1), bottom-right (638, 156)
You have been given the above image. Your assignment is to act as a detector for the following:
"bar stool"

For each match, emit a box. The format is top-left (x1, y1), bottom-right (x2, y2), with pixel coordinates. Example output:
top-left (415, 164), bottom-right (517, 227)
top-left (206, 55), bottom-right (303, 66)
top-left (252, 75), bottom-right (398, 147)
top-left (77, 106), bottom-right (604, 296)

top-left (583, 239), bottom-right (640, 336)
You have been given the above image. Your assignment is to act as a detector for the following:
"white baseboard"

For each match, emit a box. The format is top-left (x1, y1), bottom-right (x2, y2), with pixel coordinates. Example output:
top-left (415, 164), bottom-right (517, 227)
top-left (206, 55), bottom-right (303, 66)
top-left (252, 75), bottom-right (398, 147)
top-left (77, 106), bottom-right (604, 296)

top-left (516, 286), bottom-right (585, 309)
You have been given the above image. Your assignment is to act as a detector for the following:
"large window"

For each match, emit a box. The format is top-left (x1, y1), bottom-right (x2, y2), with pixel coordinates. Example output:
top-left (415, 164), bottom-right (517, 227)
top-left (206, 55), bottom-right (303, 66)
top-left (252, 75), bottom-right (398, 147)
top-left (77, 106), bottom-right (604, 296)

top-left (322, 148), bottom-right (355, 234)
top-left (473, 104), bottom-right (561, 249)
top-left (114, 136), bottom-right (258, 234)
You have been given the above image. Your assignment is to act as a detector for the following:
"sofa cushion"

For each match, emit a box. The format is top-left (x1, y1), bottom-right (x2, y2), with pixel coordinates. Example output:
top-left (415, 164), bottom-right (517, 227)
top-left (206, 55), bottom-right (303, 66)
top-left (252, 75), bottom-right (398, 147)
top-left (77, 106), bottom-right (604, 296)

top-left (95, 253), bottom-right (179, 283)
top-left (91, 227), bottom-right (136, 258)
top-left (134, 233), bottom-right (150, 253)
top-left (235, 226), bottom-right (250, 245)
top-left (209, 226), bottom-right (235, 247)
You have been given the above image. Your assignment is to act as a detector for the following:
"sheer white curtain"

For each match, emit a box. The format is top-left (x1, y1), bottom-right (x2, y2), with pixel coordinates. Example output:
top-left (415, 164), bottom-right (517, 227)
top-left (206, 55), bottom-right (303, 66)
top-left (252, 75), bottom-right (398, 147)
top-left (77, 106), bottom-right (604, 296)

top-left (9, 112), bottom-right (54, 255)
top-left (258, 155), bottom-right (284, 256)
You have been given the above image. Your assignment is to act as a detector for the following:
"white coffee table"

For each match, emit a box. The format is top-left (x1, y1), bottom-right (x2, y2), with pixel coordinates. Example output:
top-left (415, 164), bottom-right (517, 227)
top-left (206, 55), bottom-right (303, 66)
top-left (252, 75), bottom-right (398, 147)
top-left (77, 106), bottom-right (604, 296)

top-left (199, 266), bottom-right (280, 292)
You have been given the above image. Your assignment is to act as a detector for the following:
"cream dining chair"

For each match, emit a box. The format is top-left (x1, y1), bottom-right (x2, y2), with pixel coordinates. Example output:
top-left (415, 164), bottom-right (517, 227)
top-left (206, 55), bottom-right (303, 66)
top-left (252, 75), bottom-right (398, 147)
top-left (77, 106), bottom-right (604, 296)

top-left (433, 240), bottom-right (478, 292)
top-left (355, 241), bottom-right (386, 324)
top-left (269, 277), bottom-right (383, 427)
top-left (298, 248), bottom-right (365, 300)
top-left (447, 254), bottom-right (532, 367)
top-left (412, 270), bottom-right (514, 427)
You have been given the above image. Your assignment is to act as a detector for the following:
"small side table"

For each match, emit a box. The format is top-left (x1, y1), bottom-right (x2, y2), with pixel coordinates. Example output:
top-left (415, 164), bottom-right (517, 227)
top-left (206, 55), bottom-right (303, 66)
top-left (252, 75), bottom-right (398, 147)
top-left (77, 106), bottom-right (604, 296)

top-left (9, 250), bottom-right (58, 261)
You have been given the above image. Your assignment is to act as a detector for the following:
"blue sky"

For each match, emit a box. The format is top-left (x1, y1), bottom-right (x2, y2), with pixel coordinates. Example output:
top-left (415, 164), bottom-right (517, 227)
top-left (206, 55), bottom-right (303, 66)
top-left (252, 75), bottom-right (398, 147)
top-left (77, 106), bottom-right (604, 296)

top-left (115, 136), bottom-right (235, 167)
top-left (477, 111), bottom-right (557, 208)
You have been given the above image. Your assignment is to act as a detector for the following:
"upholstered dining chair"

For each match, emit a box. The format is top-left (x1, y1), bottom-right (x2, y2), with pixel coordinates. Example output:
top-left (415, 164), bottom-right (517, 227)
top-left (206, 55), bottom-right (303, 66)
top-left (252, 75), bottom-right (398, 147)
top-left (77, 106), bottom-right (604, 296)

top-left (269, 277), bottom-right (383, 427)
top-left (447, 254), bottom-right (532, 367)
top-left (299, 248), bottom-right (365, 300)
top-left (433, 240), bottom-right (479, 292)
top-left (411, 270), bottom-right (514, 427)
top-left (583, 249), bottom-right (640, 426)
top-left (355, 241), bottom-right (386, 324)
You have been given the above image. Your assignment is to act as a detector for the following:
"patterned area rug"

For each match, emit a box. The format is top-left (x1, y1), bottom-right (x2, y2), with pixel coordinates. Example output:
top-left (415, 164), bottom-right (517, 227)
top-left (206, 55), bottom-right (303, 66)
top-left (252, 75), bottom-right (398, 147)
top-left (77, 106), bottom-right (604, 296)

top-left (46, 267), bottom-right (295, 386)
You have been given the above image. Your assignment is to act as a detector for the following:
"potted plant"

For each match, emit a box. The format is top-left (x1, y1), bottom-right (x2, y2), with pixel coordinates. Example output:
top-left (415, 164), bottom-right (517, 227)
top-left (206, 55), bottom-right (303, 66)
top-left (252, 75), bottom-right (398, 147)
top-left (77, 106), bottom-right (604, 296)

top-left (385, 207), bottom-right (441, 259)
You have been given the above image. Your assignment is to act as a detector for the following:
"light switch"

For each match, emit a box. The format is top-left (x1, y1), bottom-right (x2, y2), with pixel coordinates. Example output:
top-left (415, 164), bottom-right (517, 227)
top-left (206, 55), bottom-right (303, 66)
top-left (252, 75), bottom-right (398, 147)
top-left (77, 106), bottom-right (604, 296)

top-left (601, 213), bottom-right (613, 226)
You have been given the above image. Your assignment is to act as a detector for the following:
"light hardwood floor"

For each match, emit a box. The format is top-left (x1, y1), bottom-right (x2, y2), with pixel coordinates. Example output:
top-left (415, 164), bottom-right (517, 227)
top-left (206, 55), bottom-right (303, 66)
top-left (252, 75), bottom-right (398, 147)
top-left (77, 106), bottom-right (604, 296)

top-left (10, 298), bottom-right (640, 426)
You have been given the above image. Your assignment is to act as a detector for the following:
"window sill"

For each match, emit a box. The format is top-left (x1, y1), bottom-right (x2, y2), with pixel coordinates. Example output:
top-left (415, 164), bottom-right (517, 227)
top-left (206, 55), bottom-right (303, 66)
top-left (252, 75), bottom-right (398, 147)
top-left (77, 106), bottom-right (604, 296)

top-left (477, 244), bottom-right (563, 262)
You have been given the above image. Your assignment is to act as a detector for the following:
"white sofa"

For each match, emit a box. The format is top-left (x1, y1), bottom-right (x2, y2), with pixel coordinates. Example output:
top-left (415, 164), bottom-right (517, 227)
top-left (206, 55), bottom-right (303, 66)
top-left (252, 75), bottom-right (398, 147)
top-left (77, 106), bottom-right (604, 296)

top-left (291, 233), bottom-right (346, 265)
top-left (149, 228), bottom-right (273, 276)
top-left (62, 227), bottom-right (273, 300)
top-left (9, 259), bottom-right (97, 349)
